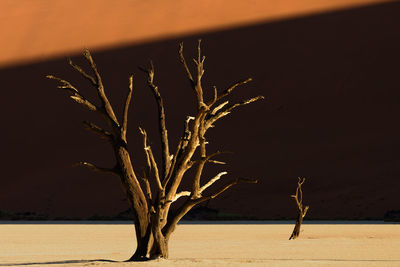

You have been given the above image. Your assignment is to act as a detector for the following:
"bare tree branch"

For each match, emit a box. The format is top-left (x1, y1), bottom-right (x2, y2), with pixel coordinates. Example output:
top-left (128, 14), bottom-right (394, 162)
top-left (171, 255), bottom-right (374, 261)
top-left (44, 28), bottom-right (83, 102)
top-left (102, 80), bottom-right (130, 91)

top-left (206, 96), bottom-right (264, 129)
top-left (163, 140), bottom-right (182, 189)
top-left (139, 62), bottom-right (171, 180)
top-left (182, 116), bottom-right (194, 149)
top-left (191, 150), bottom-right (228, 197)
top-left (291, 177), bottom-right (307, 212)
top-left (303, 206), bottom-right (309, 218)
top-left (172, 191), bottom-right (191, 202)
top-left (200, 178), bottom-right (258, 202)
top-left (46, 75), bottom-right (79, 94)
top-left (225, 96), bottom-right (265, 114)
top-left (217, 78), bottom-right (253, 101)
top-left (206, 85), bottom-right (218, 106)
top-left (82, 121), bottom-right (113, 141)
top-left (179, 40), bottom-right (206, 108)
top-left (208, 160), bottom-right (226, 165)
top-left (161, 116), bottom-right (195, 189)
top-left (46, 75), bottom-right (98, 112)
top-left (141, 171), bottom-right (153, 208)
top-left (191, 158), bottom-right (206, 197)
top-left (210, 101), bottom-right (229, 116)
top-left (74, 161), bottom-right (120, 177)
top-left (83, 49), bottom-right (120, 126)
top-left (121, 75), bottom-right (133, 142)
top-left (179, 42), bottom-right (194, 86)
top-left (140, 128), bottom-right (152, 173)
top-left (199, 171), bottom-right (228, 194)
top-left (139, 127), bottom-right (162, 191)
top-left (191, 114), bottom-right (207, 197)
top-left (164, 106), bottom-right (207, 199)
top-left (69, 96), bottom-right (98, 111)
top-left (68, 58), bottom-right (97, 86)
top-left (193, 39), bottom-right (205, 106)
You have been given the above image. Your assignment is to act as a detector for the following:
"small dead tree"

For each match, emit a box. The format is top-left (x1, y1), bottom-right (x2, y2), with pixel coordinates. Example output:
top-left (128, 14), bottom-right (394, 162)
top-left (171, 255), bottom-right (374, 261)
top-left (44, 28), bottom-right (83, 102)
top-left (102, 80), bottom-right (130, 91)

top-left (289, 177), bottom-right (309, 240)
top-left (47, 40), bottom-right (263, 260)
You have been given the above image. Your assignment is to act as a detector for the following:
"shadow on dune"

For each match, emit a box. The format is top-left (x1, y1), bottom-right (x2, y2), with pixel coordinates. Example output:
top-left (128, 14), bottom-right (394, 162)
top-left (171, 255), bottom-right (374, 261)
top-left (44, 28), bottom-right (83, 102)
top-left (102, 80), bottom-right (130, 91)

top-left (0, 1), bottom-right (400, 221)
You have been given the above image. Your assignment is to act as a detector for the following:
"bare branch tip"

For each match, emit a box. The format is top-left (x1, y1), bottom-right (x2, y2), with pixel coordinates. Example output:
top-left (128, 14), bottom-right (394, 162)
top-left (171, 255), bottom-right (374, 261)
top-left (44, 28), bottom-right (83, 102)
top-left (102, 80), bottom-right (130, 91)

top-left (246, 178), bottom-right (258, 184)
top-left (179, 42), bottom-right (185, 56)
top-left (72, 161), bottom-right (86, 168)
top-left (138, 126), bottom-right (145, 135)
top-left (128, 75), bottom-right (133, 90)
top-left (83, 47), bottom-right (91, 56)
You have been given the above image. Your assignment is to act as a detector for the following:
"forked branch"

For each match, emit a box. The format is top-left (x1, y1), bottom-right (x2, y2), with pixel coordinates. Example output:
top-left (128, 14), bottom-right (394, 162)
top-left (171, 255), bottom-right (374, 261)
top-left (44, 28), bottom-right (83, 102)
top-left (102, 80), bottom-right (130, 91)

top-left (289, 177), bottom-right (309, 240)
top-left (199, 171), bottom-right (228, 194)
top-left (68, 58), bottom-right (97, 86)
top-left (206, 95), bottom-right (265, 129)
top-left (139, 62), bottom-right (171, 180)
top-left (46, 75), bottom-right (98, 112)
top-left (139, 127), bottom-right (162, 191)
top-left (173, 171), bottom-right (228, 203)
top-left (82, 121), bottom-right (113, 141)
top-left (49, 49), bottom-right (120, 128)
top-left (82, 49), bottom-right (120, 126)
top-left (179, 40), bottom-right (205, 107)
top-left (179, 42), bottom-right (195, 86)
top-left (291, 177), bottom-right (308, 213)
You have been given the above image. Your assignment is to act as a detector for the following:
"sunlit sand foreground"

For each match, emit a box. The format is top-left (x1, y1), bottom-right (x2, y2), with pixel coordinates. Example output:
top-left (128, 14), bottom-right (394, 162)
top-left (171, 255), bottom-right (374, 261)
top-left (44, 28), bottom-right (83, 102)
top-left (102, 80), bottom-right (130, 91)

top-left (0, 222), bottom-right (399, 266)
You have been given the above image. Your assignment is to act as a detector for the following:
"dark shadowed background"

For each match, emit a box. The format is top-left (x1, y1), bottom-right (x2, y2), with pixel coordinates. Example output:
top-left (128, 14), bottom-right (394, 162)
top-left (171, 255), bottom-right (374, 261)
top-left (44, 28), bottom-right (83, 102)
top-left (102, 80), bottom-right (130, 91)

top-left (0, 0), bottom-right (399, 220)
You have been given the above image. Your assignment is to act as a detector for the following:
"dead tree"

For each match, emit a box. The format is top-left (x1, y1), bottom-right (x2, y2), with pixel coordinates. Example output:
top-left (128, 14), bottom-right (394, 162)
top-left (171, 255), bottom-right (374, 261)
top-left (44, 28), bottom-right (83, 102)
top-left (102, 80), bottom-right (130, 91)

top-left (289, 177), bottom-right (309, 240)
top-left (47, 40), bottom-right (263, 260)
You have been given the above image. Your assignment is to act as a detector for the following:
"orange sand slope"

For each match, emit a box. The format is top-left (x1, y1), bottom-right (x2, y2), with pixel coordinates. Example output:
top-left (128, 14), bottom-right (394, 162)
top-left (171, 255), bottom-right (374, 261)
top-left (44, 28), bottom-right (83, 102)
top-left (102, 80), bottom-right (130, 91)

top-left (1, 223), bottom-right (399, 266)
top-left (0, 0), bottom-right (391, 66)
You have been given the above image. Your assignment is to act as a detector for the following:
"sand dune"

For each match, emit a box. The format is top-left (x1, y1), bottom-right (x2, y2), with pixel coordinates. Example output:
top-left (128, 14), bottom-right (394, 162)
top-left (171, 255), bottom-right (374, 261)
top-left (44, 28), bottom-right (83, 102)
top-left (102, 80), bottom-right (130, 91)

top-left (1, 223), bottom-right (399, 266)
top-left (0, 0), bottom-right (389, 66)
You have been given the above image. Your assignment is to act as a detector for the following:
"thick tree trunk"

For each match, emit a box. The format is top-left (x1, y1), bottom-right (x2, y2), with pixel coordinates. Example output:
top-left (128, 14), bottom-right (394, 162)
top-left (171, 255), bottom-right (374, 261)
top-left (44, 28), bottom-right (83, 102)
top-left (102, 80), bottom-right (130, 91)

top-left (149, 232), bottom-right (169, 259)
top-left (129, 229), bottom-right (152, 261)
top-left (127, 226), bottom-right (169, 260)
top-left (289, 213), bottom-right (303, 240)
top-left (113, 144), bottom-right (152, 260)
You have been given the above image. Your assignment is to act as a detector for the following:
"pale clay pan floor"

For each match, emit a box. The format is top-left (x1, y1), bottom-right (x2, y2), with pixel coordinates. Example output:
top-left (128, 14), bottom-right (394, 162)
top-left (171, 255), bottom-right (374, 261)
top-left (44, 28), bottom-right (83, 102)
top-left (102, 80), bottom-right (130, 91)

top-left (0, 224), bottom-right (399, 266)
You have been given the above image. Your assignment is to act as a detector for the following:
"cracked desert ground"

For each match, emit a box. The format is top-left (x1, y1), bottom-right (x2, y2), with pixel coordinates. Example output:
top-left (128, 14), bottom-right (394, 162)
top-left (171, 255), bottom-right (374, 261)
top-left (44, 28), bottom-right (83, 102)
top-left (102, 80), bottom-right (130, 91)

top-left (1, 223), bottom-right (399, 266)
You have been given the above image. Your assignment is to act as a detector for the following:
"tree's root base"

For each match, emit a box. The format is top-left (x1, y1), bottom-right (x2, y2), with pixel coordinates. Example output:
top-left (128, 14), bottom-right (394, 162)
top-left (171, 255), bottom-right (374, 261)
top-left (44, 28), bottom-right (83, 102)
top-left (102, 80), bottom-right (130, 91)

top-left (125, 257), bottom-right (150, 262)
top-left (126, 254), bottom-right (168, 262)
